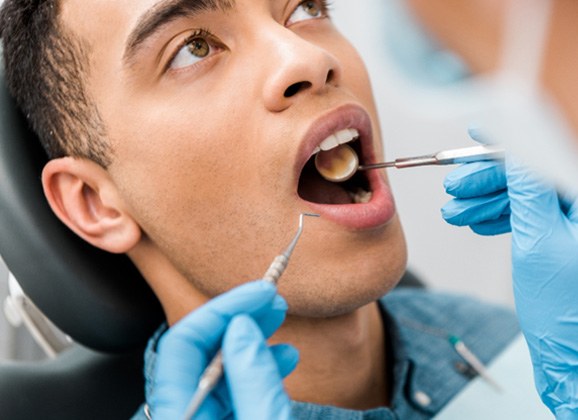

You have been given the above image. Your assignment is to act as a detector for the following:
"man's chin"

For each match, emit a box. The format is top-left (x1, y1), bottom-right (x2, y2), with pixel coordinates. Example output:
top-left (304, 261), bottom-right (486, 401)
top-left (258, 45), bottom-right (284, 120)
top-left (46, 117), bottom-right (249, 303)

top-left (281, 273), bottom-right (403, 319)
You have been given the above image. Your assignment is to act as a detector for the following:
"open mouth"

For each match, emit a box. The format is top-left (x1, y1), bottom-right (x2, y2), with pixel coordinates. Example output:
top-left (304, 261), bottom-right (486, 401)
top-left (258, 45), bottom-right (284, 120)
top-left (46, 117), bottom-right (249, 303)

top-left (298, 129), bottom-right (372, 205)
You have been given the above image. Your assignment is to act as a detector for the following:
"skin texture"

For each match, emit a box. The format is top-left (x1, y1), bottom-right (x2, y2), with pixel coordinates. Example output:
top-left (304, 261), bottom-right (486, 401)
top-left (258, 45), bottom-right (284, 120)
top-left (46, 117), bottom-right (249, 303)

top-left (407, 0), bottom-right (578, 138)
top-left (41, 0), bottom-right (407, 409)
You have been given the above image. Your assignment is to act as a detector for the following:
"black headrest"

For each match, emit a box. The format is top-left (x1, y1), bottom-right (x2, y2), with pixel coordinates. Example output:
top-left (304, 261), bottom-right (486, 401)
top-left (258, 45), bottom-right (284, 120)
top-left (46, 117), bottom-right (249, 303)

top-left (0, 57), bottom-right (164, 352)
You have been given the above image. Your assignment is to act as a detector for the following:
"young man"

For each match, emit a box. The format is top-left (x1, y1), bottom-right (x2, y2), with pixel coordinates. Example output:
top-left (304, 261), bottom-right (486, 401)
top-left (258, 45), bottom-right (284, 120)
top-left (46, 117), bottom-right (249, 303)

top-left (0, 0), bottom-right (518, 418)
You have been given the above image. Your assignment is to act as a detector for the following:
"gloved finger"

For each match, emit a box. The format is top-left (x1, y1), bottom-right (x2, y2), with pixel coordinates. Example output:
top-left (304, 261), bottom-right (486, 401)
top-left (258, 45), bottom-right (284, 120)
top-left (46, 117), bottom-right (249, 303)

top-left (270, 343), bottom-right (300, 378)
top-left (152, 281), bottom-right (285, 413)
top-left (193, 380), bottom-right (232, 420)
top-left (223, 315), bottom-right (293, 420)
top-left (253, 294), bottom-right (289, 339)
top-left (208, 344), bottom-right (299, 416)
top-left (160, 280), bottom-right (281, 358)
top-left (470, 214), bottom-right (511, 236)
top-left (506, 158), bottom-right (563, 246)
top-left (441, 190), bottom-right (509, 227)
top-left (467, 126), bottom-right (495, 145)
top-left (444, 161), bottom-right (506, 198)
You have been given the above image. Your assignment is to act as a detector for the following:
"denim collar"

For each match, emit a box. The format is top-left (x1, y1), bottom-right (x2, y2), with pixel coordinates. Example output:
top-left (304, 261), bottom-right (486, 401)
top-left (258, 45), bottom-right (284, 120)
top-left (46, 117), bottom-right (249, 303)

top-left (142, 288), bottom-right (519, 419)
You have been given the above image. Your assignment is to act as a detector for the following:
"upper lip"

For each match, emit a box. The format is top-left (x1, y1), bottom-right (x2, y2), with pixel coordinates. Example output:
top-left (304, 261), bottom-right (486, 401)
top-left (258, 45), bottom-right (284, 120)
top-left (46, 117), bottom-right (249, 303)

top-left (294, 103), bottom-right (376, 185)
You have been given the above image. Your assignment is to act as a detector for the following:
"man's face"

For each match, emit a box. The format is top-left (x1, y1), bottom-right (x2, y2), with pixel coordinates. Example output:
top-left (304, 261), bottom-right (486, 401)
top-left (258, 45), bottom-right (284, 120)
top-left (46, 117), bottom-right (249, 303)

top-left (61, 0), bottom-right (406, 317)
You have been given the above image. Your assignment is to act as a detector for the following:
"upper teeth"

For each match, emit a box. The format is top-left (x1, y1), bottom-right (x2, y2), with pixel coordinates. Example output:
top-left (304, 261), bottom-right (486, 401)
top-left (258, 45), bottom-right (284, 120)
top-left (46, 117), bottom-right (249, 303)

top-left (313, 128), bottom-right (359, 154)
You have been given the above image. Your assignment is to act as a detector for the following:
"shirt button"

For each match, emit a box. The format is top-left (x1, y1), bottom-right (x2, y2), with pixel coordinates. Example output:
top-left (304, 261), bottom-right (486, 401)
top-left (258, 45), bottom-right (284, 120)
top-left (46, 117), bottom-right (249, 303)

top-left (414, 390), bottom-right (432, 408)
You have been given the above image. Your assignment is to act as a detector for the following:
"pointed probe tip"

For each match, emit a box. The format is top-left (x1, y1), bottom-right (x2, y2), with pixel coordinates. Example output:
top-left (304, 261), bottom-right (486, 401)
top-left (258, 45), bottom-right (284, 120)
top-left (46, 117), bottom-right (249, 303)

top-left (298, 213), bottom-right (320, 227)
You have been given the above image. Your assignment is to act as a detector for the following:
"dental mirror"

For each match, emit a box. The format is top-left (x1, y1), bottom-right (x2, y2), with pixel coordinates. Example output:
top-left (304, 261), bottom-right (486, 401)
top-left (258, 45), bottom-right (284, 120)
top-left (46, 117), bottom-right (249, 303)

top-left (314, 144), bottom-right (360, 182)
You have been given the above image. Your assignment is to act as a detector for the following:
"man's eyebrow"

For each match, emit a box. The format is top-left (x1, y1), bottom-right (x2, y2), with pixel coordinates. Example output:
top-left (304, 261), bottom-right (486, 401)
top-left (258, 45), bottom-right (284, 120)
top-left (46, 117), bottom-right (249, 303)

top-left (123, 0), bottom-right (235, 65)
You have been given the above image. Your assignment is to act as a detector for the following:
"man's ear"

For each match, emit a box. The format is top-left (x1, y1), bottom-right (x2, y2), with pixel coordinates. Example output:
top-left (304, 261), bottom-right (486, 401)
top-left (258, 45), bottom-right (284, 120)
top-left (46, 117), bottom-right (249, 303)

top-left (42, 157), bottom-right (141, 254)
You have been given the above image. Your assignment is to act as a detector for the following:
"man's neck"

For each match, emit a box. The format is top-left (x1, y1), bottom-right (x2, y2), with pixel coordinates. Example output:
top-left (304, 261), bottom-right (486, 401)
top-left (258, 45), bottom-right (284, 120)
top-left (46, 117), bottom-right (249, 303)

top-left (272, 302), bottom-right (390, 410)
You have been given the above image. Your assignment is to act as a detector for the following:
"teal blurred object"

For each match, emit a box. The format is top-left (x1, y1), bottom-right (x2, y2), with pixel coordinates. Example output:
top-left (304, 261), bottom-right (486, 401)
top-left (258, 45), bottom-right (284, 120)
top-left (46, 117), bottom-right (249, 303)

top-left (383, 0), bottom-right (471, 86)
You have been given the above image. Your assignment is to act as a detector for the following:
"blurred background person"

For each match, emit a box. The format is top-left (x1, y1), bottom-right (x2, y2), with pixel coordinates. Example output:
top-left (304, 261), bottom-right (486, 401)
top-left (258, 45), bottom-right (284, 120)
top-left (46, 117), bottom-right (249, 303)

top-left (405, 0), bottom-right (578, 417)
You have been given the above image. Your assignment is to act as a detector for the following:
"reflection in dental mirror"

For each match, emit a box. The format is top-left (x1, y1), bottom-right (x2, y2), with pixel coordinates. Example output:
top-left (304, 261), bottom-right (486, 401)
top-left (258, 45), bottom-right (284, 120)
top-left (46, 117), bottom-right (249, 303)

top-left (315, 144), bottom-right (359, 182)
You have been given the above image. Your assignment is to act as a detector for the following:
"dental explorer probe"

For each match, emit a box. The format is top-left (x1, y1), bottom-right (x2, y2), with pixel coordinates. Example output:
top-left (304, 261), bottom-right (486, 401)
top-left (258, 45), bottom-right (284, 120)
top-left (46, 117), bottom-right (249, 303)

top-left (182, 213), bottom-right (320, 420)
top-left (315, 144), bottom-right (505, 183)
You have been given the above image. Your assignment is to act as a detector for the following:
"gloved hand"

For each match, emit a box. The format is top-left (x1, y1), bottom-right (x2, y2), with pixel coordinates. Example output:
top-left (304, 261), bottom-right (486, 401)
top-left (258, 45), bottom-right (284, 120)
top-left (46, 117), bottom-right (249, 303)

top-left (442, 132), bottom-right (578, 418)
top-left (148, 280), bottom-right (297, 420)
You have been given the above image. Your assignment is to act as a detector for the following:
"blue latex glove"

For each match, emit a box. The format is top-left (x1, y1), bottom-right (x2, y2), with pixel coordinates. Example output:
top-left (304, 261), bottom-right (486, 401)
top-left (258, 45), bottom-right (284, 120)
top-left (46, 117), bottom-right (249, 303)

top-left (148, 280), bottom-right (297, 420)
top-left (442, 159), bottom-right (510, 235)
top-left (442, 134), bottom-right (578, 418)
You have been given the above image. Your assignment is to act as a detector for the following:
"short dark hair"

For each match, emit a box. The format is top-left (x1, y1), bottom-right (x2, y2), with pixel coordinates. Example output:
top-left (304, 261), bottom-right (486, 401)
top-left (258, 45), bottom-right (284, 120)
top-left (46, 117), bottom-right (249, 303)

top-left (0, 0), bottom-right (111, 167)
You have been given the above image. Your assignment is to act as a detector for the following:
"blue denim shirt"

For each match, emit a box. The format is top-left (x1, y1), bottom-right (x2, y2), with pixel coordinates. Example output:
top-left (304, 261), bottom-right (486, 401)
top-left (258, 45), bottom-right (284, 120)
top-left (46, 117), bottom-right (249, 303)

top-left (132, 288), bottom-right (519, 419)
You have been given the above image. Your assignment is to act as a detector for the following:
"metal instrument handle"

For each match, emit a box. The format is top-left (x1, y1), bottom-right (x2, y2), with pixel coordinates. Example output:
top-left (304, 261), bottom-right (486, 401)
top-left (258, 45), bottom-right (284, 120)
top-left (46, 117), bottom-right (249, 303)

top-left (434, 145), bottom-right (505, 165)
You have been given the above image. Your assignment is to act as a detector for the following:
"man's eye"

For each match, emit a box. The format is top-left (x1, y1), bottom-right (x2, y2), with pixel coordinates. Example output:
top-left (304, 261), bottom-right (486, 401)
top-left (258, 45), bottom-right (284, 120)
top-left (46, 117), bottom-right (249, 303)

top-left (169, 34), bottom-right (213, 70)
top-left (287, 1), bottom-right (328, 25)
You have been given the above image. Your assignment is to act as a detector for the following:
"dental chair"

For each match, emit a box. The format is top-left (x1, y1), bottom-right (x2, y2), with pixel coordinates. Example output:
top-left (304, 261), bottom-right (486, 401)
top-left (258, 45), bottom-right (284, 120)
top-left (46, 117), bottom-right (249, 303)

top-left (0, 52), bottom-right (425, 419)
top-left (0, 56), bottom-right (164, 419)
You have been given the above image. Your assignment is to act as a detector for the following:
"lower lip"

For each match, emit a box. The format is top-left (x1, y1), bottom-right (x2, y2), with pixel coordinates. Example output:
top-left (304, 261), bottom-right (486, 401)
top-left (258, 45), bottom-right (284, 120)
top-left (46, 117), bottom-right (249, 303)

top-left (299, 170), bottom-right (396, 230)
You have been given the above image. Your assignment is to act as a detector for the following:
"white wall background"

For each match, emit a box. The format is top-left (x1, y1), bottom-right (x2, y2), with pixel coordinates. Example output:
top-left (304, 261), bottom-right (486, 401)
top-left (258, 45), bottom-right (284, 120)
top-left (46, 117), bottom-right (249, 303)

top-left (0, 0), bottom-right (514, 361)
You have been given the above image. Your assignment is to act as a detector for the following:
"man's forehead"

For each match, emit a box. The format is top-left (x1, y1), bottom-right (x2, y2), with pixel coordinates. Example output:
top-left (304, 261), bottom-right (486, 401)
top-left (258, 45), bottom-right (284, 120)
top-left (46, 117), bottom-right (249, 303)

top-left (60, 0), bottom-right (237, 64)
top-left (59, 0), bottom-right (155, 42)
top-left (61, 0), bottom-right (234, 20)
top-left (61, 0), bottom-right (231, 37)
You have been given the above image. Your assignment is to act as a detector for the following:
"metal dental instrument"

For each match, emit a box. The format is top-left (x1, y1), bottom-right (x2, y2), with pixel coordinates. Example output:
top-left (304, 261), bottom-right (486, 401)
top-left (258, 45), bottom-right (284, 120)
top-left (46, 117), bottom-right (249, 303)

top-left (261, 213), bottom-right (320, 285)
top-left (316, 144), bottom-right (506, 183)
top-left (449, 335), bottom-right (503, 393)
top-left (182, 213), bottom-right (319, 420)
top-left (359, 144), bottom-right (505, 171)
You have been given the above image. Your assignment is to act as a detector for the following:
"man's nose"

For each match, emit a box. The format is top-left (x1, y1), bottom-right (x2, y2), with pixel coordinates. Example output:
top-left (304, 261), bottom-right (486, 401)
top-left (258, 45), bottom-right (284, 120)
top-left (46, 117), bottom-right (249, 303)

top-left (261, 27), bottom-right (342, 112)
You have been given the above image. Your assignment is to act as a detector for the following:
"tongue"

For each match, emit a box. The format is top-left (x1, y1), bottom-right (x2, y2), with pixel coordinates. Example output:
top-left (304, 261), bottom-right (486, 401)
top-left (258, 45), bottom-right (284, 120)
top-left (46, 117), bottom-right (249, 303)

top-left (298, 170), bottom-right (352, 205)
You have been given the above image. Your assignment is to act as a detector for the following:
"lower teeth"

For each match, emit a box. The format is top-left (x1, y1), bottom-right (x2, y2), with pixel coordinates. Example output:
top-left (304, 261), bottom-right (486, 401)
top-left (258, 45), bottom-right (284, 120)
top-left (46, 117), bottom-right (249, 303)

top-left (349, 188), bottom-right (372, 204)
